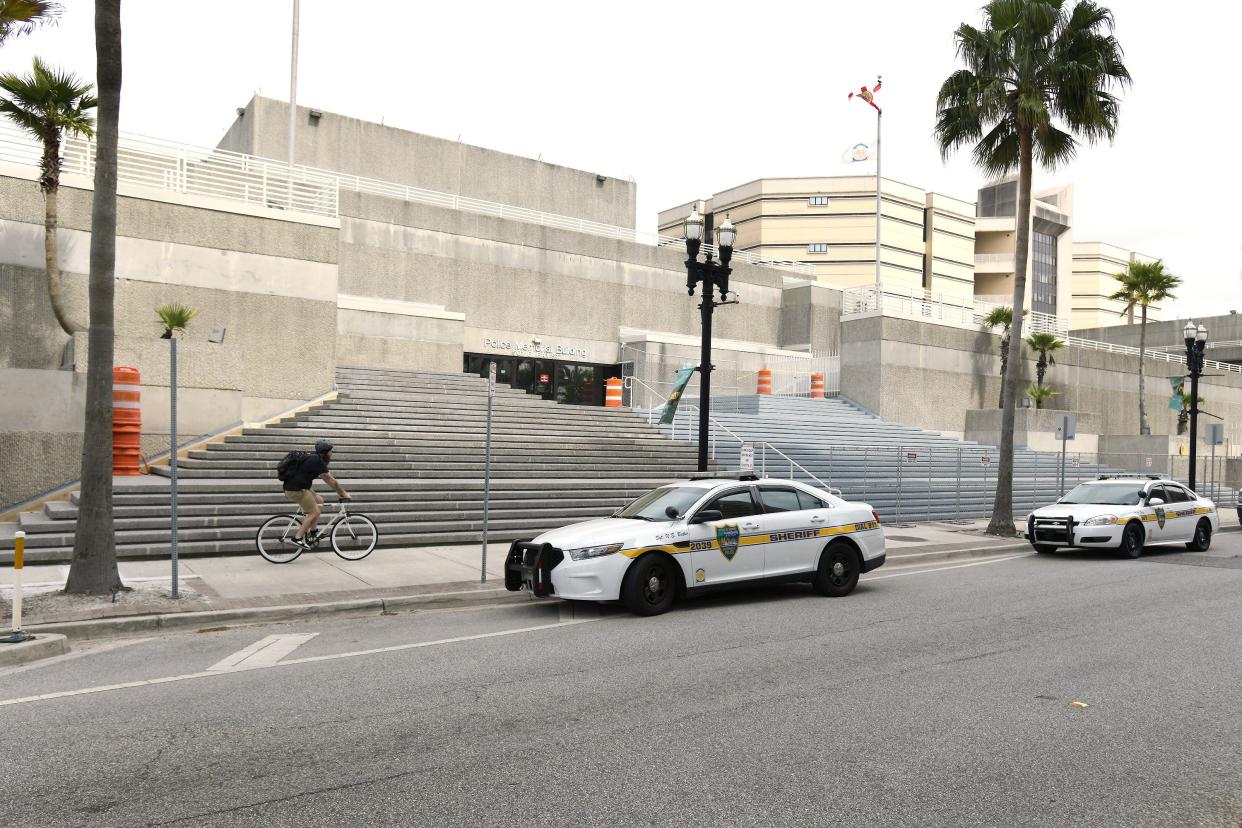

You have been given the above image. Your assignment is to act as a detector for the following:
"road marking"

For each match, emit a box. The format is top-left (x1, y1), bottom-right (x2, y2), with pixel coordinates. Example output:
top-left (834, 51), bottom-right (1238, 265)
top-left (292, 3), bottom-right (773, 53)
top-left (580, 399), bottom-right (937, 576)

top-left (207, 633), bottom-right (319, 672)
top-left (865, 553), bottom-right (1028, 581)
top-left (0, 617), bottom-right (599, 708)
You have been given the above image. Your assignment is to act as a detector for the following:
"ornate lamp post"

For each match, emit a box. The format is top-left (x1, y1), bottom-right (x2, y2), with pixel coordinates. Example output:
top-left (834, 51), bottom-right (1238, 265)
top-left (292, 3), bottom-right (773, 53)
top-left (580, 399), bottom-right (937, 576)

top-left (684, 210), bottom-right (738, 472)
top-left (1183, 321), bottom-right (1207, 491)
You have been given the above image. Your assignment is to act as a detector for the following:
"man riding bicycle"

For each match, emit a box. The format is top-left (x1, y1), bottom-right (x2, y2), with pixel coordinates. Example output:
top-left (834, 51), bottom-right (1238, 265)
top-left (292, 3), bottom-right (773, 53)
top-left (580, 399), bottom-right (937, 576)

top-left (283, 438), bottom-right (352, 549)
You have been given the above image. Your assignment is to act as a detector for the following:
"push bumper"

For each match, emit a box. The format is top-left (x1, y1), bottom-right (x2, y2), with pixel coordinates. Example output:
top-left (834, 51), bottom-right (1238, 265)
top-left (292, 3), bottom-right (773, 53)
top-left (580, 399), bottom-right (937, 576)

top-left (1026, 516), bottom-right (1122, 548)
top-left (505, 541), bottom-right (564, 598)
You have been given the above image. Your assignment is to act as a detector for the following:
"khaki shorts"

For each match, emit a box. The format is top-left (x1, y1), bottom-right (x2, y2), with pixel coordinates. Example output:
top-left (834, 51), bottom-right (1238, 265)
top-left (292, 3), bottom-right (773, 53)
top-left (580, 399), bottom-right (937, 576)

top-left (284, 489), bottom-right (319, 513)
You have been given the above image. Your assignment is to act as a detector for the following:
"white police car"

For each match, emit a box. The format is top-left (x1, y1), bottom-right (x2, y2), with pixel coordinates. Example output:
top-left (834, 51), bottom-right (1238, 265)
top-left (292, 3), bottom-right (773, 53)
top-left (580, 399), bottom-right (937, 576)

top-left (1027, 474), bottom-right (1218, 558)
top-left (504, 474), bottom-right (885, 615)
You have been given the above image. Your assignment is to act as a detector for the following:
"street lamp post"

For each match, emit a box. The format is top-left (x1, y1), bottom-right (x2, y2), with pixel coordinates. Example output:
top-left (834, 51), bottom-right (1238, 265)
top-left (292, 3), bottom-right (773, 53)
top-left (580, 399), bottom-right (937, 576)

top-left (1183, 321), bottom-right (1207, 492)
top-left (684, 209), bottom-right (738, 472)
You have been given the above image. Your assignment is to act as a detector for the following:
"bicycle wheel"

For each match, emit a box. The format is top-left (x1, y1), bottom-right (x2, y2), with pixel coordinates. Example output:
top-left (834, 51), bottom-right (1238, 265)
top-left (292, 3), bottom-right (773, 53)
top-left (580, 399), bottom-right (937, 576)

top-left (331, 514), bottom-right (378, 561)
top-left (256, 515), bottom-right (304, 564)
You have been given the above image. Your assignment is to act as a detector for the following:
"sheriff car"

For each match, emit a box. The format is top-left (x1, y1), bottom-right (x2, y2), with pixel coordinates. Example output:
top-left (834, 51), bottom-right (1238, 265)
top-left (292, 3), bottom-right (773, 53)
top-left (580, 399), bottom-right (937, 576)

top-left (504, 474), bottom-right (885, 616)
top-left (1026, 474), bottom-right (1218, 558)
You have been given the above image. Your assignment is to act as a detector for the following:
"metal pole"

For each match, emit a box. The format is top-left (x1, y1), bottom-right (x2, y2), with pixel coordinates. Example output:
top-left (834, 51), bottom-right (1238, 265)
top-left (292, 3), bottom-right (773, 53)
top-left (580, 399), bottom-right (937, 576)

top-left (895, 445), bottom-right (903, 523)
top-left (927, 446), bottom-right (933, 522)
top-left (481, 361), bottom-right (495, 582)
top-left (955, 448), bottom-right (961, 522)
top-left (1189, 346), bottom-right (1201, 491)
top-left (1060, 433), bottom-right (1068, 498)
top-left (287, 0), bottom-right (300, 179)
top-left (697, 268), bottom-right (714, 473)
top-left (170, 336), bottom-right (179, 599)
top-left (874, 80), bottom-right (882, 292)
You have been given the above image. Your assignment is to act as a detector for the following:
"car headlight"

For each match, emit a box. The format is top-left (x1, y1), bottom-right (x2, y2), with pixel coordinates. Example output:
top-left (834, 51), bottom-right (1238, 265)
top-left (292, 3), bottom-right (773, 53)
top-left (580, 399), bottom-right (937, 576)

top-left (1082, 515), bottom-right (1117, 526)
top-left (566, 543), bottom-right (624, 561)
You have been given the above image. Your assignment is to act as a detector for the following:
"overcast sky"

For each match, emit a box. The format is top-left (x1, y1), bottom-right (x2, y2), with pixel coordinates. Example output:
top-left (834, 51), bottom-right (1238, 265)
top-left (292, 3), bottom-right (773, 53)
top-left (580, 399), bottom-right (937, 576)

top-left (2, 0), bottom-right (1237, 323)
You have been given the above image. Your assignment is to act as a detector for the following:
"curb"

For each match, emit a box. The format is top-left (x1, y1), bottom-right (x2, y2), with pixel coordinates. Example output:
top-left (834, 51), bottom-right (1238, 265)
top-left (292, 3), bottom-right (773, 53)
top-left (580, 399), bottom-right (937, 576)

top-left (26, 588), bottom-right (527, 641)
top-left (0, 633), bottom-right (68, 667)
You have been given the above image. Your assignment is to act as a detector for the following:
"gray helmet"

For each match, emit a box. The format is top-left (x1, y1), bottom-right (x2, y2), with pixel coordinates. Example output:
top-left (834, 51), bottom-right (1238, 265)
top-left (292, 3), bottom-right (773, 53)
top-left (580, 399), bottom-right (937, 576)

top-left (315, 438), bottom-right (334, 455)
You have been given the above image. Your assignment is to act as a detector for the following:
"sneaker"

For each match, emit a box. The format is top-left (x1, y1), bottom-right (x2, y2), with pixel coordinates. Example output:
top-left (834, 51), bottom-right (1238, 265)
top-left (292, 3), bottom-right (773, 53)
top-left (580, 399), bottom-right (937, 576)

top-left (292, 536), bottom-right (312, 550)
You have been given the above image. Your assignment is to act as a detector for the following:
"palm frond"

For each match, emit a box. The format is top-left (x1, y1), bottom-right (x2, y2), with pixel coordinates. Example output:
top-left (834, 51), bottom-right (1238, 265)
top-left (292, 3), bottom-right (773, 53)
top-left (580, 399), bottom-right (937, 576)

top-left (0, 1), bottom-right (60, 45)
top-left (155, 303), bottom-right (199, 337)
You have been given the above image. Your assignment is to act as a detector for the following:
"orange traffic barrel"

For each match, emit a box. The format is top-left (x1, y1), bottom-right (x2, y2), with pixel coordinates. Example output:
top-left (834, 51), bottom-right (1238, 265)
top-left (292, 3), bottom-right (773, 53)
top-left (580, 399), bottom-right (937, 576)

top-left (605, 377), bottom-right (624, 407)
top-left (757, 368), bottom-right (773, 395)
top-left (112, 366), bottom-right (142, 475)
top-left (810, 373), bottom-right (825, 399)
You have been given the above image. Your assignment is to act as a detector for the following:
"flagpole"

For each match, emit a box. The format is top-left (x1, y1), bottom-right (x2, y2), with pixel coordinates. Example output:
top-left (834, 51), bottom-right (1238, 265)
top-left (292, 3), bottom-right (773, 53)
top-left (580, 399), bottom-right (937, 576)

top-left (874, 74), bottom-right (882, 294)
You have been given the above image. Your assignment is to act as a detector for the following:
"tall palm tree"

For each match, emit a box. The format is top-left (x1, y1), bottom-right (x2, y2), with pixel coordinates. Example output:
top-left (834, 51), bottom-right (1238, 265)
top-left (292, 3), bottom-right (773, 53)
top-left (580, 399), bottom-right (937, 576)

top-left (1025, 331), bottom-right (1065, 388)
top-left (1108, 260), bottom-right (1181, 435)
top-left (0, 0), bottom-right (60, 46)
top-left (0, 56), bottom-right (96, 336)
top-left (66, 0), bottom-right (121, 596)
top-left (983, 306), bottom-right (1016, 407)
top-left (935, 0), bottom-right (1130, 536)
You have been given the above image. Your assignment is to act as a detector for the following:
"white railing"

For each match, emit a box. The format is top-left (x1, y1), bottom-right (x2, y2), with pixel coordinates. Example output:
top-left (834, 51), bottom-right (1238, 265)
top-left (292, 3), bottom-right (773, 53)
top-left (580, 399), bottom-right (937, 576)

top-left (842, 283), bottom-right (1242, 374)
top-left (843, 284), bottom-right (1067, 336)
top-left (0, 122), bottom-right (814, 276)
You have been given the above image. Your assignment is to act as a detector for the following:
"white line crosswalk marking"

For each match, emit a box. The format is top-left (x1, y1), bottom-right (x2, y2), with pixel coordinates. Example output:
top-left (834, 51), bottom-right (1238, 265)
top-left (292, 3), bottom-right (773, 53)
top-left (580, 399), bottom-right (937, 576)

top-left (207, 634), bottom-right (319, 672)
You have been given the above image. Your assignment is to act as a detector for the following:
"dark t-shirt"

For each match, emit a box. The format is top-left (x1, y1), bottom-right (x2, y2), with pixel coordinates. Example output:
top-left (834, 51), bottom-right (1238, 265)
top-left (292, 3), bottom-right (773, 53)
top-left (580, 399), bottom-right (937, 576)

top-left (284, 453), bottom-right (329, 491)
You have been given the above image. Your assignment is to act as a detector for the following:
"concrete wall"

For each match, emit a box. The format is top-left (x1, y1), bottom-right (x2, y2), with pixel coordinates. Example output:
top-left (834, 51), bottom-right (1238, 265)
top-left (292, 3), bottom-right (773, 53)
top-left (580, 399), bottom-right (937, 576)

top-left (0, 175), bottom-right (339, 507)
top-left (778, 282), bottom-right (843, 353)
top-left (334, 191), bottom-right (789, 372)
top-left (1073, 312), bottom-right (1242, 350)
top-left (219, 96), bottom-right (637, 229)
top-left (0, 369), bottom-right (85, 507)
top-left (841, 315), bottom-right (1242, 444)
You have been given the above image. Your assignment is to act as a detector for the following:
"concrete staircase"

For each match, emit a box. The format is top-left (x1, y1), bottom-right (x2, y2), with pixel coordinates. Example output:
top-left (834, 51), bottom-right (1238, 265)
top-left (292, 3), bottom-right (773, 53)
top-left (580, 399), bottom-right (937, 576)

top-left (659, 395), bottom-right (1116, 521)
top-left (11, 367), bottom-right (712, 562)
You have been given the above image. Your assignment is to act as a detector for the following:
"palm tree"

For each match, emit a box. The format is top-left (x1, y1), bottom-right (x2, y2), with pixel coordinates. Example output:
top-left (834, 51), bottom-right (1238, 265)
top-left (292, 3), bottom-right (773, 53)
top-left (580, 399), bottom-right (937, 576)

top-left (66, 0), bottom-right (121, 596)
top-left (935, 0), bottom-right (1130, 536)
top-left (1108, 260), bottom-right (1181, 436)
top-left (156, 303), bottom-right (199, 338)
top-left (1026, 384), bottom-right (1058, 410)
top-left (0, 1), bottom-right (60, 46)
top-left (0, 57), bottom-right (96, 336)
top-left (982, 306), bottom-right (1020, 407)
top-left (1025, 332), bottom-right (1066, 388)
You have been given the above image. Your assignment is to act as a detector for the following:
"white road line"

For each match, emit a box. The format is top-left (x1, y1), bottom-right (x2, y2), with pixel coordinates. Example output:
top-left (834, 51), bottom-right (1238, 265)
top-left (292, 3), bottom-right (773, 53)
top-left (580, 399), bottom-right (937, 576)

top-left (865, 553), bottom-right (1029, 580)
top-left (207, 633), bottom-right (319, 672)
top-left (0, 618), bottom-right (599, 708)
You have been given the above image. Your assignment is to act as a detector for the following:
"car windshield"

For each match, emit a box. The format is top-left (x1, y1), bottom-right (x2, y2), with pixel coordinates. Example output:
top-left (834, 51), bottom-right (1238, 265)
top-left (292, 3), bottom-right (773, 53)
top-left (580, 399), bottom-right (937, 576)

top-left (617, 486), bottom-right (705, 521)
top-left (1059, 483), bottom-right (1145, 506)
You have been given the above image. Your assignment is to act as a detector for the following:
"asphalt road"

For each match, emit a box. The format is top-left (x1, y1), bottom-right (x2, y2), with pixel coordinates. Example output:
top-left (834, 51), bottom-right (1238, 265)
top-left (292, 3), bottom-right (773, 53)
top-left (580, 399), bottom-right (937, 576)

top-left (1, 535), bottom-right (1240, 828)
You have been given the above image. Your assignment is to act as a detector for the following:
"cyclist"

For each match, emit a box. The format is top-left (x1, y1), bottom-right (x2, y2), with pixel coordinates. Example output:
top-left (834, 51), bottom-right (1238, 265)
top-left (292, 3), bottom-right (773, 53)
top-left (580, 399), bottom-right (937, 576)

top-left (283, 438), bottom-right (352, 549)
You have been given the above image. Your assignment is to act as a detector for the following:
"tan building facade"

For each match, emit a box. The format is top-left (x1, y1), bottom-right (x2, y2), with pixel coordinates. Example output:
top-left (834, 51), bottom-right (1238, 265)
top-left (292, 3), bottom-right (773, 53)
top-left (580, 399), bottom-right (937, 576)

top-left (657, 176), bottom-right (975, 298)
top-left (1070, 242), bottom-right (1161, 329)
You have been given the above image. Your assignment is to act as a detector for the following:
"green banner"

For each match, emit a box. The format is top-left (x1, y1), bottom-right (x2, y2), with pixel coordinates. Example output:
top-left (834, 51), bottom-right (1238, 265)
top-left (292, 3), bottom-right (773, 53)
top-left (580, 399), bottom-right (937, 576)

top-left (660, 366), bottom-right (697, 425)
top-left (1168, 375), bottom-right (1186, 411)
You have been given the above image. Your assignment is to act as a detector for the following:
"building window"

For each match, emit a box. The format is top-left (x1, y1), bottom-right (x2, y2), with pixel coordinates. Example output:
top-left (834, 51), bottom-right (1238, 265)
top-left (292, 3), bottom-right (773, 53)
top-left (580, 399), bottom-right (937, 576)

top-left (1031, 230), bottom-right (1057, 316)
top-left (809, 195), bottom-right (830, 206)
top-left (807, 243), bottom-right (829, 253)
top-left (977, 180), bottom-right (1017, 217)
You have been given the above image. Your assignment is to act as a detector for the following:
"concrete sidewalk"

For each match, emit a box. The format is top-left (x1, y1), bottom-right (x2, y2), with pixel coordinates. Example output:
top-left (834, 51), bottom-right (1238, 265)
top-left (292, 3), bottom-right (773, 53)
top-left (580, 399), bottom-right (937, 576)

top-left (3, 513), bottom-right (1236, 634)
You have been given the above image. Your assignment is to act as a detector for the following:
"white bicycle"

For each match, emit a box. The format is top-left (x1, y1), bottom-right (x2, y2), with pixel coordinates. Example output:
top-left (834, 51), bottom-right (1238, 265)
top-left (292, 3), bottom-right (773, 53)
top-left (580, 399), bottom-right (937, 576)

top-left (255, 499), bottom-right (378, 564)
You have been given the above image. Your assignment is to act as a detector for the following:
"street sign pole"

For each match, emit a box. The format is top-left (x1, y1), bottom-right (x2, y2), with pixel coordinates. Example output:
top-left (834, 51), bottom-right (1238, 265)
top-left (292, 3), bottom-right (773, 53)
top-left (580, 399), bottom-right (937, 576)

top-left (1055, 413), bottom-right (1077, 498)
top-left (481, 362), bottom-right (495, 583)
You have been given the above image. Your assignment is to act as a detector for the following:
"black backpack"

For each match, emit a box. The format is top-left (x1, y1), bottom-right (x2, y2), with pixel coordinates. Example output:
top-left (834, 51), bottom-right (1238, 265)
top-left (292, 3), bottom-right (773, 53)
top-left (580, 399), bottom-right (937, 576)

top-left (276, 450), bottom-right (309, 483)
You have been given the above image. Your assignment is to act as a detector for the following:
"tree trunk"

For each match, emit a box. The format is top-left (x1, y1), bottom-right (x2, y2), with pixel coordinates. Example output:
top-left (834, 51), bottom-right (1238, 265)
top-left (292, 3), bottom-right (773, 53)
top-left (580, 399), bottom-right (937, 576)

top-left (986, 127), bottom-right (1033, 537)
top-left (66, 0), bottom-right (122, 595)
top-left (998, 332), bottom-right (1009, 408)
top-left (1138, 304), bottom-right (1150, 436)
top-left (41, 141), bottom-right (82, 337)
top-left (1036, 354), bottom-right (1047, 387)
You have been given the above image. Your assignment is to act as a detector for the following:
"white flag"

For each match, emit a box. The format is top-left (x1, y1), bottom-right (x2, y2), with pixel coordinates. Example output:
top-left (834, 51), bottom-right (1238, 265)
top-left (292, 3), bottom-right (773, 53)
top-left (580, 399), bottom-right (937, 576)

top-left (841, 142), bottom-right (872, 163)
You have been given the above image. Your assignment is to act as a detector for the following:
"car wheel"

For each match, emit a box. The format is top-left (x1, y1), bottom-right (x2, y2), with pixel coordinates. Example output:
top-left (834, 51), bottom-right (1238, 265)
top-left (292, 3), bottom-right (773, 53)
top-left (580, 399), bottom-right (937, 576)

top-left (620, 554), bottom-right (677, 616)
top-left (1186, 519), bottom-right (1212, 552)
top-left (1032, 544), bottom-right (1058, 554)
top-left (812, 541), bottom-right (861, 597)
top-left (1119, 521), bottom-right (1145, 559)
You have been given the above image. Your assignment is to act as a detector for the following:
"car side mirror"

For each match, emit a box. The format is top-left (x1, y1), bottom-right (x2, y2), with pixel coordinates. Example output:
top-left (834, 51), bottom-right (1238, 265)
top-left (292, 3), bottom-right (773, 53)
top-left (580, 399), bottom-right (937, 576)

top-left (1147, 497), bottom-right (1165, 507)
top-left (665, 506), bottom-right (681, 520)
top-left (690, 509), bottom-right (723, 525)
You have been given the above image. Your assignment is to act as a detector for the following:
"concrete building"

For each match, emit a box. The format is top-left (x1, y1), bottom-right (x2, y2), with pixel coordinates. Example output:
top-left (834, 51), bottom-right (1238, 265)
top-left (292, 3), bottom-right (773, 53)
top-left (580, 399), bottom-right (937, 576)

top-left (1070, 242), bottom-right (1161, 329)
top-left (657, 177), bottom-right (976, 298)
top-left (973, 178), bottom-right (1073, 321)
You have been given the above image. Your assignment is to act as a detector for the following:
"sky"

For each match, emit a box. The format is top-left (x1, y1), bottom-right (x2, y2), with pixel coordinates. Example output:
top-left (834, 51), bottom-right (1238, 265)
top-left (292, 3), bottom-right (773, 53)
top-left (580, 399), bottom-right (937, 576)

top-left (2, 0), bottom-right (1238, 321)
